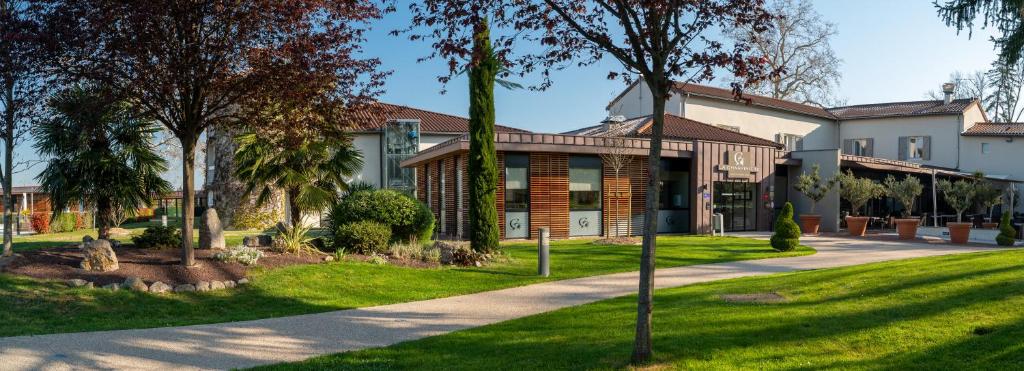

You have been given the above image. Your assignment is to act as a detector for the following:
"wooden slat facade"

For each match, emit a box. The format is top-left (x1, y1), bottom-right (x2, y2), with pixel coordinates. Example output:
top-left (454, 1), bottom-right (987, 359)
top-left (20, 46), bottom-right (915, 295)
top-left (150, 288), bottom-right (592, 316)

top-left (528, 153), bottom-right (570, 239)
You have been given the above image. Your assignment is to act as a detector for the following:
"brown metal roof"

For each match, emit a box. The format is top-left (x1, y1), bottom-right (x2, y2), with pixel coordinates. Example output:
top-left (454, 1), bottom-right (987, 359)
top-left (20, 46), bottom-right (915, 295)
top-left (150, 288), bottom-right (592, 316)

top-left (962, 122), bottom-right (1024, 137)
top-left (827, 99), bottom-right (977, 120)
top-left (350, 103), bottom-right (529, 134)
top-left (674, 83), bottom-right (837, 119)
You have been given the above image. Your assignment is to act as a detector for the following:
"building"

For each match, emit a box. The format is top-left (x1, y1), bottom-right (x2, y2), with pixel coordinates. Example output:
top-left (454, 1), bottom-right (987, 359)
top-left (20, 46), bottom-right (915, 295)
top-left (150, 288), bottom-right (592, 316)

top-left (203, 102), bottom-right (528, 226)
top-left (405, 81), bottom-right (1022, 240)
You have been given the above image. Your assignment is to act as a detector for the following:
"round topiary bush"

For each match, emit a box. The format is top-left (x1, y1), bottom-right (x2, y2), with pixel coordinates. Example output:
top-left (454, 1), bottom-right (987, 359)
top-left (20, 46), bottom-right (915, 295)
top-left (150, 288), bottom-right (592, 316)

top-left (334, 220), bottom-right (392, 254)
top-left (770, 202), bottom-right (801, 252)
top-left (996, 211), bottom-right (1017, 247)
top-left (328, 189), bottom-right (434, 243)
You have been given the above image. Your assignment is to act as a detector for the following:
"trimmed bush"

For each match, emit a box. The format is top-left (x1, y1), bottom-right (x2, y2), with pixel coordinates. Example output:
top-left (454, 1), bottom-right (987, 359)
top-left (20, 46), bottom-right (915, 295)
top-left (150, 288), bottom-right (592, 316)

top-left (214, 246), bottom-right (264, 266)
top-left (328, 189), bottom-right (433, 243)
top-left (50, 213), bottom-right (77, 233)
top-left (770, 202), bottom-right (801, 252)
top-left (131, 225), bottom-right (182, 249)
top-left (30, 213), bottom-right (50, 234)
top-left (996, 211), bottom-right (1017, 246)
top-left (334, 220), bottom-right (392, 254)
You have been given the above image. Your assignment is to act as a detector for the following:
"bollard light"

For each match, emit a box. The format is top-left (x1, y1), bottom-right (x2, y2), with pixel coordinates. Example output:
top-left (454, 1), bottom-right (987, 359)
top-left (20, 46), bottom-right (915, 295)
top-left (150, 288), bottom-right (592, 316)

top-left (538, 227), bottom-right (550, 277)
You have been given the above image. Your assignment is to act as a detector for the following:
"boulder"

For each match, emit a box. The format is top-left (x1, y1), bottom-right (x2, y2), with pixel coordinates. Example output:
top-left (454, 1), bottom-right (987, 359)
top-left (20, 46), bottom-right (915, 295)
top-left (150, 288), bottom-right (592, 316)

top-left (195, 281), bottom-right (211, 292)
top-left (80, 238), bottom-right (119, 272)
top-left (123, 277), bottom-right (148, 292)
top-left (224, 280), bottom-right (236, 288)
top-left (66, 279), bottom-right (91, 288)
top-left (198, 208), bottom-right (226, 249)
top-left (322, 255), bottom-right (335, 262)
top-left (243, 235), bottom-right (273, 248)
top-left (210, 281), bottom-right (226, 290)
top-left (149, 281), bottom-right (172, 293)
top-left (236, 278), bottom-right (249, 285)
top-left (102, 283), bottom-right (120, 291)
top-left (174, 284), bottom-right (196, 293)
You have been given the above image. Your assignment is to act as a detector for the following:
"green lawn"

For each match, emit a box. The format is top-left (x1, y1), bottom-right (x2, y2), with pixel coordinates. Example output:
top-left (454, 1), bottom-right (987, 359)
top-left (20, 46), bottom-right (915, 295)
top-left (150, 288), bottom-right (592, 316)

top-left (258, 249), bottom-right (1024, 371)
top-left (0, 235), bottom-right (812, 337)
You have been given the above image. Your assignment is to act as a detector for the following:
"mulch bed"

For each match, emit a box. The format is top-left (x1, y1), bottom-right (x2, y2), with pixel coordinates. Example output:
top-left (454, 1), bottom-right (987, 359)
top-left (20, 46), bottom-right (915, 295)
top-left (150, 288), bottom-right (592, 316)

top-left (2, 245), bottom-right (322, 286)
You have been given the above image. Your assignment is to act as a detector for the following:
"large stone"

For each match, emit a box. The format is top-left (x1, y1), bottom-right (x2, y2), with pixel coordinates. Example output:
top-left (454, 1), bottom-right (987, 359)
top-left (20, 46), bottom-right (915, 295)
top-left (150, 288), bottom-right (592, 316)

top-left (124, 277), bottom-right (148, 292)
top-left (80, 238), bottom-right (119, 272)
top-left (102, 283), bottom-right (120, 291)
top-left (236, 278), bottom-right (249, 285)
top-left (66, 279), bottom-right (91, 288)
top-left (174, 284), bottom-right (196, 293)
top-left (243, 235), bottom-right (273, 248)
top-left (210, 281), bottom-right (226, 290)
top-left (198, 208), bottom-right (226, 249)
top-left (149, 281), bottom-right (172, 293)
top-left (195, 281), bottom-right (211, 292)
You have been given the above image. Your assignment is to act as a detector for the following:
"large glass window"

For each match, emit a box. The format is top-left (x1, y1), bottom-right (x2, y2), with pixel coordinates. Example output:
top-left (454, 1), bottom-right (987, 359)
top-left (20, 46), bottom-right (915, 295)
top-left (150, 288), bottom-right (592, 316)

top-left (659, 159), bottom-right (690, 210)
top-left (569, 156), bottom-right (602, 210)
top-left (383, 120), bottom-right (420, 193)
top-left (505, 154), bottom-right (529, 211)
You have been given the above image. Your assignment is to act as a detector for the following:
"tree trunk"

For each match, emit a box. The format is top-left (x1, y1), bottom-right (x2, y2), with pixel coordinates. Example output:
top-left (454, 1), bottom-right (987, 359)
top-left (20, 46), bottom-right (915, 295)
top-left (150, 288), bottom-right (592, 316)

top-left (288, 187), bottom-right (302, 227)
top-left (467, 19), bottom-right (499, 253)
top-left (96, 196), bottom-right (113, 240)
top-left (2, 127), bottom-right (12, 257)
top-left (180, 138), bottom-right (197, 266)
top-left (631, 80), bottom-right (667, 365)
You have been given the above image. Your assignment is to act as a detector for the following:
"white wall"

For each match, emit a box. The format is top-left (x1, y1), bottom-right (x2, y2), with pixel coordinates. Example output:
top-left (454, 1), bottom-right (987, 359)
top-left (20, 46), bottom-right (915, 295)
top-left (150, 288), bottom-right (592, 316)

top-left (839, 115), bottom-right (962, 169)
top-left (788, 149), bottom-right (842, 232)
top-left (683, 96), bottom-right (838, 150)
top-left (960, 136), bottom-right (1024, 213)
top-left (351, 133), bottom-right (382, 188)
top-left (420, 134), bottom-right (460, 151)
top-left (606, 80), bottom-right (685, 119)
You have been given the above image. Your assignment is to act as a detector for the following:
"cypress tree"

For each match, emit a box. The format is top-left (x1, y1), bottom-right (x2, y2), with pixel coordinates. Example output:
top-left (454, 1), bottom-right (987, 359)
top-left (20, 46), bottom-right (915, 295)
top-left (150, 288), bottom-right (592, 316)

top-left (467, 19), bottom-right (499, 252)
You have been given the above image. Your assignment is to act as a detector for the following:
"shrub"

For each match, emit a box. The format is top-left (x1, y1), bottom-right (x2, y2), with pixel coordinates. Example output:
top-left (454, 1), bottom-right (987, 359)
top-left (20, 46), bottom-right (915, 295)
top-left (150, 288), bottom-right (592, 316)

top-left (368, 254), bottom-right (388, 265)
top-left (328, 189), bottom-right (434, 243)
top-left (334, 220), bottom-right (391, 254)
top-left (272, 223), bottom-right (315, 254)
top-left (131, 225), bottom-right (182, 249)
top-left (770, 202), bottom-right (801, 252)
top-left (30, 213), bottom-right (50, 234)
top-left (215, 246), bottom-right (264, 266)
top-left (996, 211), bottom-right (1017, 246)
top-left (388, 241), bottom-right (440, 262)
top-left (50, 213), bottom-right (77, 233)
top-left (835, 170), bottom-right (885, 216)
top-left (231, 205), bottom-right (280, 230)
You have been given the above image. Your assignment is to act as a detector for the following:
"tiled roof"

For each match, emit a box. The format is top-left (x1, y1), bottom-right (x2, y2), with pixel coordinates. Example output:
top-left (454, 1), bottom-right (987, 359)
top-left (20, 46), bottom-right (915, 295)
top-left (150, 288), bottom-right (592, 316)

top-left (351, 103), bottom-right (529, 134)
top-left (827, 99), bottom-right (976, 120)
top-left (566, 114), bottom-right (782, 148)
top-left (673, 83), bottom-right (836, 119)
top-left (962, 122), bottom-right (1024, 137)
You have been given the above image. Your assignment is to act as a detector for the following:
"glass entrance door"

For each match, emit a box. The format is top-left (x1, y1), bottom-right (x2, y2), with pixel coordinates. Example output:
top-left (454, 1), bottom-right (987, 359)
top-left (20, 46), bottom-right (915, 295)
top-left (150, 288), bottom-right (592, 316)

top-left (713, 182), bottom-right (756, 232)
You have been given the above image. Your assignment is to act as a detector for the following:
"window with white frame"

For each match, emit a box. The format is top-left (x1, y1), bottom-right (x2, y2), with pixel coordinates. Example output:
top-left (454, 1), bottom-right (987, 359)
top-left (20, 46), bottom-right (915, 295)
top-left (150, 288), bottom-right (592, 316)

top-left (778, 133), bottom-right (804, 151)
top-left (982, 142), bottom-right (991, 154)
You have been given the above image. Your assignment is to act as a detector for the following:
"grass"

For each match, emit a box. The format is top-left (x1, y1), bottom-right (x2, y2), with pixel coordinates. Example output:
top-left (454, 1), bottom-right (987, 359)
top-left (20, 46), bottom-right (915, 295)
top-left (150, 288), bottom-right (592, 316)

top-left (0, 235), bottom-right (812, 337)
top-left (256, 249), bottom-right (1024, 371)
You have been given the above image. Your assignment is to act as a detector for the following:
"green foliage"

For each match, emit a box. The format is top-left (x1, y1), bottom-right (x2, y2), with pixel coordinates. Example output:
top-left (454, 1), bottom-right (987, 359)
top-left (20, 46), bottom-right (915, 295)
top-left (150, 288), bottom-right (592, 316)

top-left (334, 221), bottom-right (392, 254)
top-left (328, 189), bottom-right (433, 243)
top-left (883, 175), bottom-right (924, 218)
top-left (131, 226), bottom-right (182, 249)
top-left (34, 85), bottom-right (171, 236)
top-left (231, 205), bottom-right (281, 230)
top-left (234, 131), bottom-right (363, 226)
top-left (49, 213), bottom-right (78, 233)
top-left (770, 202), bottom-right (800, 252)
top-left (793, 164), bottom-right (836, 214)
top-left (937, 179), bottom-right (978, 223)
top-left (214, 246), bottom-right (264, 266)
top-left (973, 177), bottom-right (1003, 218)
top-left (272, 223), bottom-right (315, 254)
top-left (467, 20), bottom-right (500, 254)
top-left (997, 211), bottom-right (1017, 246)
top-left (835, 170), bottom-right (885, 216)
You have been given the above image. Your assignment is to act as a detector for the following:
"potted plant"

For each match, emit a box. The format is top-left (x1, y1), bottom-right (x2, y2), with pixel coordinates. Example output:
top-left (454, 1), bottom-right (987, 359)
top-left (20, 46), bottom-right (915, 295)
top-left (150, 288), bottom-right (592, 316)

top-left (835, 170), bottom-right (884, 236)
top-left (792, 164), bottom-right (836, 234)
top-left (973, 176), bottom-right (1002, 229)
top-left (883, 174), bottom-right (924, 240)
top-left (937, 178), bottom-right (977, 244)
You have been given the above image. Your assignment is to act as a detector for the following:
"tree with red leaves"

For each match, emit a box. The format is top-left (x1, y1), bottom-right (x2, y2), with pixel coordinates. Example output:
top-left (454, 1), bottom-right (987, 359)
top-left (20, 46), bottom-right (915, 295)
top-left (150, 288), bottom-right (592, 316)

top-left (405, 0), bottom-right (775, 364)
top-left (47, 0), bottom-right (388, 266)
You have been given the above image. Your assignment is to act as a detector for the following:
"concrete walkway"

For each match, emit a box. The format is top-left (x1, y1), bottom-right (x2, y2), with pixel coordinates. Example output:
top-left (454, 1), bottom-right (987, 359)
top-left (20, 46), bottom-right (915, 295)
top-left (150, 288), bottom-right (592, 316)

top-left (0, 234), bottom-right (1000, 370)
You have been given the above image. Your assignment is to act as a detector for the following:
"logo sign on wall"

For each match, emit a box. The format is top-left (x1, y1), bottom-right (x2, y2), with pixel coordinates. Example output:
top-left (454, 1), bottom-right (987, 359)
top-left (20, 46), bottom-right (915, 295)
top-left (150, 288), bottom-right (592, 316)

top-left (718, 151), bottom-right (759, 178)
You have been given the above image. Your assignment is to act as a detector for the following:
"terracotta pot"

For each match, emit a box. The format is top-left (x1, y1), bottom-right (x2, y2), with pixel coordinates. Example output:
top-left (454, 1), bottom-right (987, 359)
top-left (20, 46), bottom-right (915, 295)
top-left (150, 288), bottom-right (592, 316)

top-left (982, 222), bottom-right (999, 229)
top-left (894, 219), bottom-right (920, 240)
top-left (798, 215), bottom-right (822, 235)
top-left (846, 216), bottom-right (870, 236)
top-left (948, 223), bottom-right (972, 244)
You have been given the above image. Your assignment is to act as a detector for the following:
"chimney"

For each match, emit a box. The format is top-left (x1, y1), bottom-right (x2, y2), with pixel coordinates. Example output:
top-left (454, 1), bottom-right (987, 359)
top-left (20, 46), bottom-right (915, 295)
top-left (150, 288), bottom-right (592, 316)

top-left (601, 115), bottom-right (627, 132)
top-left (942, 82), bottom-right (956, 104)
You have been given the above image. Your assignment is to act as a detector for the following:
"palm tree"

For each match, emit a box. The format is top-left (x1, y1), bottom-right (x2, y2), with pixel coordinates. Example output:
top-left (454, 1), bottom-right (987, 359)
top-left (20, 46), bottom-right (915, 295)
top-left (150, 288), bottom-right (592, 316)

top-left (34, 86), bottom-right (171, 239)
top-left (233, 132), bottom-right (363, 227)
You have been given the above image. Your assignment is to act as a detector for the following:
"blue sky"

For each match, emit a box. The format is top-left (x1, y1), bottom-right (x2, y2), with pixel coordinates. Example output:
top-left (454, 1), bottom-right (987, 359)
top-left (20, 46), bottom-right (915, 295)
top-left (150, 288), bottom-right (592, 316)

top-left (11, 0), bottom-right (1003, 186)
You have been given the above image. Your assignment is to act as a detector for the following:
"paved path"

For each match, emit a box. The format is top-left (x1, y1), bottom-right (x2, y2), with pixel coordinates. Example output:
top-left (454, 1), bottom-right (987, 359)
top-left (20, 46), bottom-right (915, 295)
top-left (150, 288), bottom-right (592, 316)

top-left (0, 234), bottom-right (1000, 370)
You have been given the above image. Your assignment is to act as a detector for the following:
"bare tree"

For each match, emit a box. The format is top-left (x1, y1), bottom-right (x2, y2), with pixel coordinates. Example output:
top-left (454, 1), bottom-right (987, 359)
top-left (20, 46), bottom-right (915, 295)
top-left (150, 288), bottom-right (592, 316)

top-left (986, 57), bottom-right (1024, 122)
top-left (927, 70), bottom-right (989, 100)
top-left (728, 0), bottom-right (842, 107)
top-left (599, 137), bottom-right (631, 238)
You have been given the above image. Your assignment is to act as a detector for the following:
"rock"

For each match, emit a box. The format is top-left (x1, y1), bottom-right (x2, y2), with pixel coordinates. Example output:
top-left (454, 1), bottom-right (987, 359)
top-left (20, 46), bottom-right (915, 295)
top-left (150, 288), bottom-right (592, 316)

top-left (79, 239), bottom-right (119, 272)
top-left (66, 279), bottom-right (90, 288)
top-left (474, 261), bottom-right (482, 267)
top-left (210, 281), bottom-right (226, 290)
top-left (236, 278), bottom-right (249, 285)
top-left (223, 280), bottom-right (236, 288)
top-left (195, 281), bottom-right (211, 292)
top-left (102, 283), bottom-right (120, 291)
top-left (323, 255), bottom-right (335, 262)
top-left (82, 235), bottom-right (94, 244)
top-left (149, 281), bottom-right (172, 293)
top-left (123, 277), bottom-right (148, 292)
top-left (242, 235), bottom-right (273, 248)
top-left (198, 208), bottom-right (226, 249)
top-left (174, 284), bottom-right (196, 292)
top-left (109, 239), bottom-right (122, 249)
